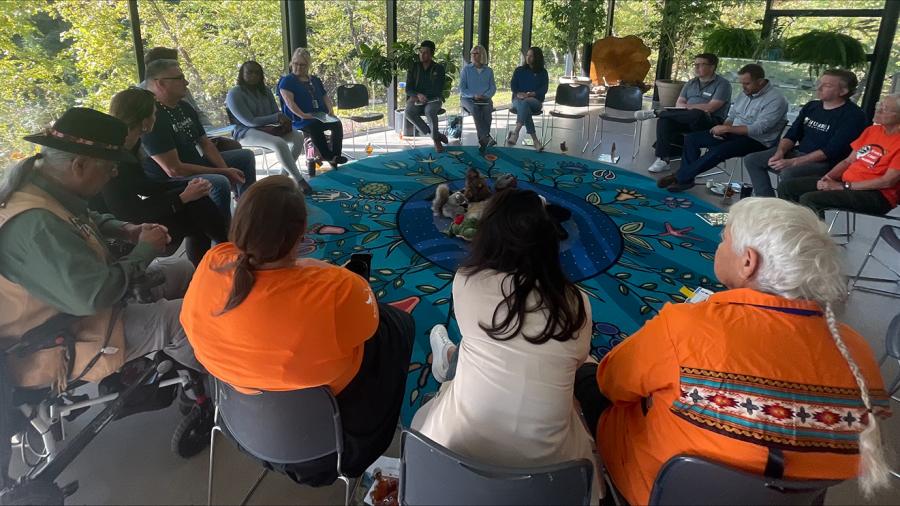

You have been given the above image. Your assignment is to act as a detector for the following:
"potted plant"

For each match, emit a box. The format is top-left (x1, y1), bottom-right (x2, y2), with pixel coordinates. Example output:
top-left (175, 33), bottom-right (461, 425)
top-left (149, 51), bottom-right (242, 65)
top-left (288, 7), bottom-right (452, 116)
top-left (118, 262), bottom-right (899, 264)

top-left (704, 27), bottom-right (761, 59)
top-left (783, 30), bottom-right (867, 79)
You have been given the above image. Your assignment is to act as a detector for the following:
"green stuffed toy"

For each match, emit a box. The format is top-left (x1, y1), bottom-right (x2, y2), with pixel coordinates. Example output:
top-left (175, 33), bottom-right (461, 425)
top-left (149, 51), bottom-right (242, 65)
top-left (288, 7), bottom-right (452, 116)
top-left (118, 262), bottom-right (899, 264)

top-left (446, 214), bottom-right (478, 241)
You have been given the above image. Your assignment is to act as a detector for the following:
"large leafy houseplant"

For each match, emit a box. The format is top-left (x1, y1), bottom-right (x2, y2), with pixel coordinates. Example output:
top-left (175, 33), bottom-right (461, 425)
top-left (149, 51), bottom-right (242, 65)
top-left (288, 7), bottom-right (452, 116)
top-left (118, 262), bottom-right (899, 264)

top-left (783, 30), bottom-right (867, 78)
top-left (704, 27), bottom-right (761, 59)
top-left (357, 41), bottom-right (458, 100)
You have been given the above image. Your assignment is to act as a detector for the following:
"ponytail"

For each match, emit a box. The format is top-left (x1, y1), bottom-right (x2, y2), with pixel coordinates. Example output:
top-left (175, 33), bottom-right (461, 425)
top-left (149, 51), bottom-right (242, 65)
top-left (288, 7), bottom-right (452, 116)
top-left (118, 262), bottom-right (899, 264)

top-left (824, 303), bottom-right (890, 497)
top-left (0, 154), bottom-right (41, 205)
top-left (217, 253), bottom-right (256, 314)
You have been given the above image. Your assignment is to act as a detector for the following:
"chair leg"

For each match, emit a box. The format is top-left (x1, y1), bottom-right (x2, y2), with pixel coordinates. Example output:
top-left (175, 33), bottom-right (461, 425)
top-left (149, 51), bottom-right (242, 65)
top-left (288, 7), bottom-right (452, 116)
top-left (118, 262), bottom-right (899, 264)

top-left (581, 115), bottom-right (591, 154)
top-left (591, 117), bottom-right (603, 153)
top-left (207, 425), bottom-right (221, 506)
top-left (849, 236), bottom-right (881, 294)
top-left (349, 121), bottom-right (357, 159)
top-left (338, 475), bottom-right (352, 506)
top-left (239, 468), bottom-right (268, 506)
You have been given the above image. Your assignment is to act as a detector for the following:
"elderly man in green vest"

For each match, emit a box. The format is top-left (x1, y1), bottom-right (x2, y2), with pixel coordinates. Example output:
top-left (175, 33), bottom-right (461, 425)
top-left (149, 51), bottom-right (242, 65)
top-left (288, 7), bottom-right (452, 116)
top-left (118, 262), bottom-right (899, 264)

top-left (0, 107), bottom-right (200, 392)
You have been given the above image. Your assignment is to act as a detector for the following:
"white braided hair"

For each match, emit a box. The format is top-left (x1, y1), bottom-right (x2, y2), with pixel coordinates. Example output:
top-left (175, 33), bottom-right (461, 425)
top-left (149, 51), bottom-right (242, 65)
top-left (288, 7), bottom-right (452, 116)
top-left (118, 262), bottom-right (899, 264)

top-left (727, 197), bottom-right (890, 497)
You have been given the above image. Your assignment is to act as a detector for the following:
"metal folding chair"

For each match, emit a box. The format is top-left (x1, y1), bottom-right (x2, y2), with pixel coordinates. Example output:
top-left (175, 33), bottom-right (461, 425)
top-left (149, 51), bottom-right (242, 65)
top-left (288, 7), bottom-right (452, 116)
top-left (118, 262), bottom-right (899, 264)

top-left (591, 85), bottom-right (643, 159)
top-left (547, 83), bottom-right (592, 153)
top-left (336, 84), bottom-right (387, 158)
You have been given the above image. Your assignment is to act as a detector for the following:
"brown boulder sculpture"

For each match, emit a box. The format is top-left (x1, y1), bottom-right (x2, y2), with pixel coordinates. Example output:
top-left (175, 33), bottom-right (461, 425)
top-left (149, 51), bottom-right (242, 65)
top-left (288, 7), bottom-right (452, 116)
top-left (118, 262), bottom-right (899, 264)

top-left (590, 35), bottom-right (651, 87)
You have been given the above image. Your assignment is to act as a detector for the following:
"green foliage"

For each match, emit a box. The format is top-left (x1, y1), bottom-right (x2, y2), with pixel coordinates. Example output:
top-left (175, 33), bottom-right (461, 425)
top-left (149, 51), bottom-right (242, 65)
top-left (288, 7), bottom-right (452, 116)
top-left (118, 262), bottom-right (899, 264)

top-left (356, 41), bottom-right (458, 100)
top-left (357, 42), bottom-right (394, 88)
top-left (704, 27), bottom-right (761, 59)
top-left (539, 0), bottom-right (607, 58)
top-left (651, 0), bottom-right (725, 78)
top-left (784, 30), bottom-right (868, 77)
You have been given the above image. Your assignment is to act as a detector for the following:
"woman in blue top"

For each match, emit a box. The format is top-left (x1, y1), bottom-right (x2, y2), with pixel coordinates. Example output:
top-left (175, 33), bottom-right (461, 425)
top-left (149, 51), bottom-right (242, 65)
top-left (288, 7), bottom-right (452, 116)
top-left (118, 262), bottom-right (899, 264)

top-left (278, 48), bottom-right (347, 168)
top-left (227, 61), bottom-right (311, 193)
top-left (459, 45), bottom-right (497, 150)
top-left (507, 47), bottom-right (549, 151)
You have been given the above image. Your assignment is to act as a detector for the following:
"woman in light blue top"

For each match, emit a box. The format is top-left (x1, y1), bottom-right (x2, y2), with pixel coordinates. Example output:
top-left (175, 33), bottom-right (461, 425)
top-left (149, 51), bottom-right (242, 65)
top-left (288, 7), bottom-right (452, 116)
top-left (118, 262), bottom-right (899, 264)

top-left (226, 61), bottom-right (310, 193)
top-left (459, 45), bottom-right (497, 150)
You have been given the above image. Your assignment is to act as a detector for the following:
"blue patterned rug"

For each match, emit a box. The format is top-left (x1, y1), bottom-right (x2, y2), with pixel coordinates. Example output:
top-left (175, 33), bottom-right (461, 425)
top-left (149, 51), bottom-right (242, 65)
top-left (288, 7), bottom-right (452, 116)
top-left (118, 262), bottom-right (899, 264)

top-left (303, 147), bottom-right (724, 423)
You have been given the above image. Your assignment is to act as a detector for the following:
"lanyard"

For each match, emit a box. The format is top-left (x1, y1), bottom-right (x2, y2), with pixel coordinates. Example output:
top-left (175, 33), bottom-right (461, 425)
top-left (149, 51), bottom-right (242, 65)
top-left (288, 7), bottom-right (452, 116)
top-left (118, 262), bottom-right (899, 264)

top-left (729, 302), bottom-right (822, 317)
top-left (299, 77), bottom-right (319, 109)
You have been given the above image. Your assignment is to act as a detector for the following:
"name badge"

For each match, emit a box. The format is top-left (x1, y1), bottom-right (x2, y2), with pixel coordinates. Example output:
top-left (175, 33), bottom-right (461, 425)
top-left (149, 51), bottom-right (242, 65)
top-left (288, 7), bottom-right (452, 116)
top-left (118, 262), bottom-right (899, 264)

top-left (312, 99), bottom-right (319, 109)
top-left (702, 91), bottom-right (712, 96)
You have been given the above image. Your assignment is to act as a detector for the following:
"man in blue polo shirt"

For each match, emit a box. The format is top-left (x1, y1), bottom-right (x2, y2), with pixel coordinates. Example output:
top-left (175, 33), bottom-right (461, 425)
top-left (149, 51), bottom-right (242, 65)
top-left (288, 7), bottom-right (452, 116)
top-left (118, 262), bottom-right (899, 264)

top-left (635, 53), bottom-right (732, 173)
top-left (744, 69), bottom-right (869, 197)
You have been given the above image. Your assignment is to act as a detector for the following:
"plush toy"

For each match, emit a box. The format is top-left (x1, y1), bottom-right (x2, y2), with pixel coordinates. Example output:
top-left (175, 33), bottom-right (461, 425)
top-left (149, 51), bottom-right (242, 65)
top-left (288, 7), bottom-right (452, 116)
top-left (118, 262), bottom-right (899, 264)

top-left (447, 214), bottom-right (479, 241)
top-left (432, 184), bottom-right (468, 218)
top-left (463, 168), bottom-right (492, 203)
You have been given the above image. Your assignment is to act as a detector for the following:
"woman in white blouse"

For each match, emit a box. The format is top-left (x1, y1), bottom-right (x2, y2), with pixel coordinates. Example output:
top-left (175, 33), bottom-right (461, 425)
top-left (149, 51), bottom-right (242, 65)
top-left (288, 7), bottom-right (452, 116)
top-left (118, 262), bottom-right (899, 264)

top-left (411, 188), bottom-right (601, 503)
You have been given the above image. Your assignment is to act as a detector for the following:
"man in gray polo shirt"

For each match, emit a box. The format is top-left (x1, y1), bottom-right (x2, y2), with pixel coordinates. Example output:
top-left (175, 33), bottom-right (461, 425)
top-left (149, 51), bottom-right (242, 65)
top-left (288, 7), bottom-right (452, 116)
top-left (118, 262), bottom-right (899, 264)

top-left (658, 63), bottom-right (788, 193)
top-left (635, 53), bottom-right (732, 173)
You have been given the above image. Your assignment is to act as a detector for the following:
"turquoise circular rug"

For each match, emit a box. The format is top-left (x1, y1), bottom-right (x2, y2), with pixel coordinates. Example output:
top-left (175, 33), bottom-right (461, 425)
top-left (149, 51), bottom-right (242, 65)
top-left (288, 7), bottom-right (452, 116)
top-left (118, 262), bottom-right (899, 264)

top-left (304, 146), bottom-right (724, 423)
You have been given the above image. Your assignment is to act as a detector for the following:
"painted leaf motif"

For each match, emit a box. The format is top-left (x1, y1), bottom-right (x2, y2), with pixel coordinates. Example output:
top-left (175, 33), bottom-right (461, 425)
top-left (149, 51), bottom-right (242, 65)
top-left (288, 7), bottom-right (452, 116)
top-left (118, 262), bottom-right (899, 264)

top-left (620, 222), bottom-right (644, 234)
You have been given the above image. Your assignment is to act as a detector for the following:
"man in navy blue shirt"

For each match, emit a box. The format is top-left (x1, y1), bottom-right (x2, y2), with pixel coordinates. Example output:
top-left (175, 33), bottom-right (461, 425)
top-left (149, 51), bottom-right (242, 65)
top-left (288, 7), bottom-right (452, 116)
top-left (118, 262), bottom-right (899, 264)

top-left (744, 69), bottom-right (868, 197)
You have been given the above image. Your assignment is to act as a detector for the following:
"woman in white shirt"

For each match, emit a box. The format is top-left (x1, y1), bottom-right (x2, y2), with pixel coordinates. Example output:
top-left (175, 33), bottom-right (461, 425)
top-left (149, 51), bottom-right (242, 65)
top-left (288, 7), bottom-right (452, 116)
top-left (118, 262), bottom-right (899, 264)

top-left (411, 188), bottom-right (601, 503)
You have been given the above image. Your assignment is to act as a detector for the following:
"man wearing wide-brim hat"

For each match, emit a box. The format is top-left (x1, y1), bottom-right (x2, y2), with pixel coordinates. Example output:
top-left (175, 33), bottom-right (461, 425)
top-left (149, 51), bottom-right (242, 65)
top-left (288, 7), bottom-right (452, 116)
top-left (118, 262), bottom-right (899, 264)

top-left (0, 107), bottom-right (201, 392)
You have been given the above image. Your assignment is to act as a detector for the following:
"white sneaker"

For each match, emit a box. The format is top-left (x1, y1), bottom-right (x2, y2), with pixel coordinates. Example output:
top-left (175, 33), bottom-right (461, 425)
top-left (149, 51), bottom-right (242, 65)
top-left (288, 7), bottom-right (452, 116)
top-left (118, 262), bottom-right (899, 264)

top-left (634, 110), bottom-right (657, 121)
top-left (647, 158), bottom-right (670, 173)
top-left (429, 324), bottom-right (456, 383)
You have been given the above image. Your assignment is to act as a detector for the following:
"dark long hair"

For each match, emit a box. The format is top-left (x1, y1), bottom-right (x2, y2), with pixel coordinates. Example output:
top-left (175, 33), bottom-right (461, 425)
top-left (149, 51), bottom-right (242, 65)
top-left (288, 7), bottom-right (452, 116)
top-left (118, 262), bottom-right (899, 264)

top-left (460, 189), bottom-right (587, 344)
top-left (217, 176), bottom-right (307, 313)
top-left (237, 60), bottom-right (269, 95)
top-left (109, 87), bottom-right (156, 129)
top-left (527, 46), bottom-right (545, 72)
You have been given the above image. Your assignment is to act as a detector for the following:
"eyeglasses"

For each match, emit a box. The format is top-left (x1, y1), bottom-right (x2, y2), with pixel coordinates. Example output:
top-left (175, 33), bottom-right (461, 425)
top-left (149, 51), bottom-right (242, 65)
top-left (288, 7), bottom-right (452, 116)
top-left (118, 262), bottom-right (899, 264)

top-left (693, 63), bottom-right (712, 68)
top-left (157, 74), bottom-right (187, 82)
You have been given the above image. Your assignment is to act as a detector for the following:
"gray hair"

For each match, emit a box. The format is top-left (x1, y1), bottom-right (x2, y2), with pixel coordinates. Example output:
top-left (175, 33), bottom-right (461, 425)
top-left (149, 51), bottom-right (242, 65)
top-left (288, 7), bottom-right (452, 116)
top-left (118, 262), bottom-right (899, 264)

top-left (146, 59), bottom-right (180, 80)
top-left (728, 198), bottom-right (890, 497)
top-left (0, 147), bottom-right (77, 204)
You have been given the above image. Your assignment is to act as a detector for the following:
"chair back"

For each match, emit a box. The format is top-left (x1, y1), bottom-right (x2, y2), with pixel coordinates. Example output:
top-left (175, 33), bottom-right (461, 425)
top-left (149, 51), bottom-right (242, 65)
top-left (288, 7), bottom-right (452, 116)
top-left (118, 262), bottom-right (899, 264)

top-left (887, 312), bottom-right (900, 360)
top-left (605, 85), bottom-right (643, 112)
top-left (337, 84), bottom-right (370, 110)
top-left (214, 380), bottom-right (343, 465)
top-left (225, 107), bottom-right (239, 126)
top-left (554, 84), bottom-right (590, 108)
top-left (399, 428), bottom-right (592, 505)
top-left (648, 455), bottom-right (840, 505)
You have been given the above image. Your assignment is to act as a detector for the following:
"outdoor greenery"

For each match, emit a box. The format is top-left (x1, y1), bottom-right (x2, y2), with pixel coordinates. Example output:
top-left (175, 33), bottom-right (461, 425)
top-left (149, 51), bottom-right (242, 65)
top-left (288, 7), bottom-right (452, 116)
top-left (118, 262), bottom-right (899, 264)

top-left (783, 30), bottom-right (868, 78)
top-left (1, 0), bottom-right (899, 168)
top-left (704, 27), bottom-right (762, 59)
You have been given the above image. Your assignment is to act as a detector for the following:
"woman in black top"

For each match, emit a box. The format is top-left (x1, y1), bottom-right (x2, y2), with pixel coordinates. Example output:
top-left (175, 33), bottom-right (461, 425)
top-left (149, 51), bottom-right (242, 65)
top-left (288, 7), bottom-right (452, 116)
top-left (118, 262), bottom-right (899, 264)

top-left (96, 88), bottom-right (227, 265)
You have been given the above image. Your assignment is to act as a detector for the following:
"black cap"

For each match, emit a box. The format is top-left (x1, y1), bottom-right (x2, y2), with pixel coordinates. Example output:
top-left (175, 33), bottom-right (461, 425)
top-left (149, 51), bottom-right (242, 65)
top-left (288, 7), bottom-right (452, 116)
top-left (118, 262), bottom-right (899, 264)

top-left (419, 40), bottom-right (436, 52)
top-left (23, 107), bottom-right (136, 163)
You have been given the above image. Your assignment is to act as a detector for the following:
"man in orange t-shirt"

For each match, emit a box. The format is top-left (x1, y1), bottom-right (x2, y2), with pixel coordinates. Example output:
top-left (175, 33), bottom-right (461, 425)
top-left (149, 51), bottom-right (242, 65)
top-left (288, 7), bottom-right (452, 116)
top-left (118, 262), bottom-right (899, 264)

top-left (779, 94), bottom-right (900, 216)
top-left (574, 198), bottom-right (892, 505)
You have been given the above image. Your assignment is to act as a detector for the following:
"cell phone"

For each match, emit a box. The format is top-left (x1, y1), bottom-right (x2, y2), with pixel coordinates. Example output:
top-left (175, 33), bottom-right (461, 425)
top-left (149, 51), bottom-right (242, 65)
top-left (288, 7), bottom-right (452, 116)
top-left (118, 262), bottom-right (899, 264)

top-left (346, 252), bottom-right (372, 280)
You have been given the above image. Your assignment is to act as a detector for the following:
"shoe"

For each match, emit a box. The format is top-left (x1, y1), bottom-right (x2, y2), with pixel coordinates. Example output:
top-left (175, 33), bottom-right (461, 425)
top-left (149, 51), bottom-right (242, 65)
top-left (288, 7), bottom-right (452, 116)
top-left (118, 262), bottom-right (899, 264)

top-left (646, 158), bottom-right (670, 173)
top-left (667, 181), bottom-right (694, 193)
top-left (634, 110), bottom-right (657, 121)
top-left (485, 135), bottom-right (497, 148)
top-left (434, 140), bottom-right (445, 153)
top-left (657, 174), bottom-right (677, 188)
top-left (506, 131), bottom-right (518, 146)
top-left (438, 133), bottom-right (449, 145)
top-left (331, 155), bottom-right (348, 165)
top-left (298, 179), bottom-right (314, 196)
top-left (429, 324), bottom-right (456, 383)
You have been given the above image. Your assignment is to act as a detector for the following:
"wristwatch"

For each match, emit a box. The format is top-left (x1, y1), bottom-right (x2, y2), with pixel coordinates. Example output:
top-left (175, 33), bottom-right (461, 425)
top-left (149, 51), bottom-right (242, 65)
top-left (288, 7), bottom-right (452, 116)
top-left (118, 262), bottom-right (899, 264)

top-left (843, 181), bottom-right (852, 190)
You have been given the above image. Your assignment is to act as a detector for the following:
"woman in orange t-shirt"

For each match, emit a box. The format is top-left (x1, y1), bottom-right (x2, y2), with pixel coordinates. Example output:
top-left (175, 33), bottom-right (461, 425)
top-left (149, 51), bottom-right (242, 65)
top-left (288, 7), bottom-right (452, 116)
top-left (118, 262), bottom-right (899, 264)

top-left (180, 176), bottom-right (414, 485)
top-left (779, 94), bottom-right (900, 216)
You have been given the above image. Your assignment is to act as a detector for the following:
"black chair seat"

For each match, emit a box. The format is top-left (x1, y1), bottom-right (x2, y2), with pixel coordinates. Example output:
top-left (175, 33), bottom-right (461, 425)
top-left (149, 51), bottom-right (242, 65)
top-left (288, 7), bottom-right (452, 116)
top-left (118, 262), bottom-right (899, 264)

top-left (509, 106), bottom-right (542, 116)
top-left (598, 113), bottom-right (637, 124)
top-left (550, 110), bottom-right (587, 119)
top-left (349, 113), bottom-right (384, 123)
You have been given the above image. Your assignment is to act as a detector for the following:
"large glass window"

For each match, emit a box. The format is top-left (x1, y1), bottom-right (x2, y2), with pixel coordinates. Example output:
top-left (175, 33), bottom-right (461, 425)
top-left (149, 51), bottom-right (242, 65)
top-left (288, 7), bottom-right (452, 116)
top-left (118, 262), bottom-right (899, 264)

top-left (0, 0), bottom-right (138, 160)
top-left (140, 0), bottom-right (282, 128)
top-left (531, 0), bottom-right (569, 94)
top-left (397, 0), bottom-right (466, 112)
top-left (306, 0), bottom-right (388, 129)
top-left (488, 0), bottom-right (524, 107)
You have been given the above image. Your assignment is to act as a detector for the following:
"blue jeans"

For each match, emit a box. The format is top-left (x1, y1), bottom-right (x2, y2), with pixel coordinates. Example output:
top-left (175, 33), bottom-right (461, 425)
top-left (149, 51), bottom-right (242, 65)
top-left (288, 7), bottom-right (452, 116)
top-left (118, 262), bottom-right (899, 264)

top-left (676, 131), bottom-right (767, 184)
top-left (512, 97), bottom-right (542, 135)
top-left (183, 149), bottom-right (257, 219)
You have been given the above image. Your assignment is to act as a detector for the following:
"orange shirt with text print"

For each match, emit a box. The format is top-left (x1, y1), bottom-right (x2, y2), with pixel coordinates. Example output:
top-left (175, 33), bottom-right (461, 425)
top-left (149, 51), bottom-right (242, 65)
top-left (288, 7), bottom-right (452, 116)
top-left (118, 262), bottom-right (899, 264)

top-left (181, 243), bottom-right (379, 394)
top-left (843, 124), bottom-right (900, 207)
top-left (595, 289), bottom-right (891, 506)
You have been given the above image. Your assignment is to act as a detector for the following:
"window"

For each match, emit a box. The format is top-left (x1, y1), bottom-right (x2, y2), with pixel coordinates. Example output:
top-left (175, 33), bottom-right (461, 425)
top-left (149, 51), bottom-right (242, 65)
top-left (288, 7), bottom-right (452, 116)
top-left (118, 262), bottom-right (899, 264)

top-left (488, 0), bottom-right (525, 107)
top-left (0, 0), bottom-right (138, 160)
top-left (531, 0), bottom-right (569, 93)
top-left (397, 0), bottom-right (466, 112)
top-left (140, 0), bottom-right (283, 128)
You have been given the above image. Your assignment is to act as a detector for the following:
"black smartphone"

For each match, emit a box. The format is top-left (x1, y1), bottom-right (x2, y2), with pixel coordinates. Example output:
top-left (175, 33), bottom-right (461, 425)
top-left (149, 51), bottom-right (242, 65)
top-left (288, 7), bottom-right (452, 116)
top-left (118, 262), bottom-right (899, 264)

top-left (346, 252), bottom-right (372, 280)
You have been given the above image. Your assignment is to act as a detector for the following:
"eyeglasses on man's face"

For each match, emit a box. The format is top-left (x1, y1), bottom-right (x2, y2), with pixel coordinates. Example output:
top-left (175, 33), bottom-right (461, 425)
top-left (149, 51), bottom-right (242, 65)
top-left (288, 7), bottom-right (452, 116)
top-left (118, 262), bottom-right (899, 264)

top-left (157, 74), bottom-right (187, 82)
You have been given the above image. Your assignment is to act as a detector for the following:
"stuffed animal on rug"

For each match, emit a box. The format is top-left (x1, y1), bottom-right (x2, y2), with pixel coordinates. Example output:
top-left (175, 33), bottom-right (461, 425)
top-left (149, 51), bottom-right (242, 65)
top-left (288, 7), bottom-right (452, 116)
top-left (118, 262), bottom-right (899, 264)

top-left (431, 184), bottom-right (468, 219)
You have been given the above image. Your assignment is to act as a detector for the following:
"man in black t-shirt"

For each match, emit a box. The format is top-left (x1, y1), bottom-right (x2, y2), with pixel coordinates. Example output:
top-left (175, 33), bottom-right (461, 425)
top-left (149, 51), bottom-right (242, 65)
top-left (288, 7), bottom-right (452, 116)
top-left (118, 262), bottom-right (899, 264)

top-left (744, 69), bottom-right (869, 197)
top-left (143, 59), bottom-right (256, 218)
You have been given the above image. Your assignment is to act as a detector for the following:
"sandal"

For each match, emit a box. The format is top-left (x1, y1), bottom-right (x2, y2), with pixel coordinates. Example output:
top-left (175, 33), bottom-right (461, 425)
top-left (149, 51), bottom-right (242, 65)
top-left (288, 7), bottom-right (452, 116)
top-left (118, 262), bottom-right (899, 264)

top-left (506, 131), bottom-right (518, 146)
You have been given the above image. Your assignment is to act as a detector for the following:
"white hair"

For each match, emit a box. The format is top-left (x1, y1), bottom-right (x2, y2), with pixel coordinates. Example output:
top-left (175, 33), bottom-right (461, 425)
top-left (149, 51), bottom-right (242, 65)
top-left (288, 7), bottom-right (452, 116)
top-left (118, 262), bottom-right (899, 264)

top-left (728, 198), bottom-right (890, 496)
top-left (0, 147), bottom-right (77, 204)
